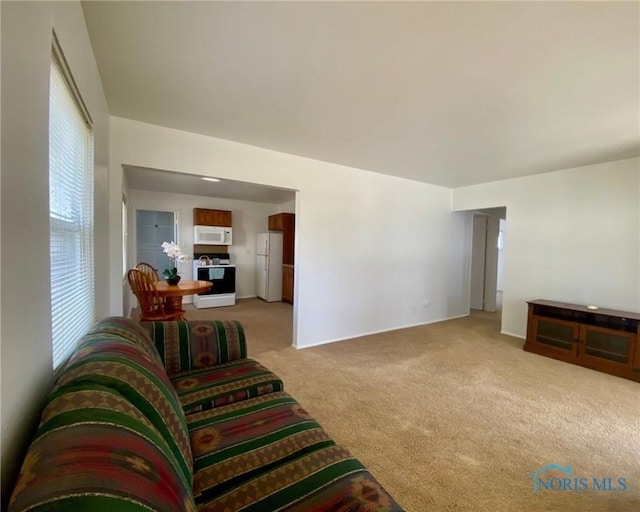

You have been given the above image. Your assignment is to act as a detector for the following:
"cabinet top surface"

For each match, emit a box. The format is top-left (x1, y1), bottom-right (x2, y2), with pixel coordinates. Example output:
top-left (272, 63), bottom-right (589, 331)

top-left (528, 299), bottom-right (640, 320)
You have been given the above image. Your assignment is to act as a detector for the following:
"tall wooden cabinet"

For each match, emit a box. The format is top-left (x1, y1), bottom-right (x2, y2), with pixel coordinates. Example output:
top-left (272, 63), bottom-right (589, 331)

top-left (282, 265), bottom-right (294, 304)
top-left (525, 300), bottom-right (640, 382)
top-left (268, 213), bottom-right (295, 304)
top-left (268, 213), bottom-right (295, 265)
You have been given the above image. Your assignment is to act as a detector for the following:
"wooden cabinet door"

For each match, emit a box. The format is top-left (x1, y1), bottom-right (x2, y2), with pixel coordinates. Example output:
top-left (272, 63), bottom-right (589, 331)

top-left (527, 316), bottom-right (580, 362)
top-left (194, 208), bottom-right (209, 225)
top-left (282, 214), bottom-right (295, 265)
top-left (282, 266), bottom-right (294, 304)
top-left (269, 214), bottom-right (284, 231)
top-left (194, 208), bottom-right (232, 227)
top-left (213, 210), bottom-right (232, 227)
top-left (578, 325), bottom-right (635, 374)
top-left (633, 329), bottom-right (640, 375)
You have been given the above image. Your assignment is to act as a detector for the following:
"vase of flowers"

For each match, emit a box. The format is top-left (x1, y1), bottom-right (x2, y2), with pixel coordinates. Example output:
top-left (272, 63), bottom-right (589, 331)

top-left (161, 241), bottom-right (190, 285)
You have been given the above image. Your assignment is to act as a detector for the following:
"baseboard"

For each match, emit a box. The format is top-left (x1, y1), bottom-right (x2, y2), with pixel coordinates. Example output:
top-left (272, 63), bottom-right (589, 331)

top-left (296, 313), bottom-right (471, 349)
top-left (500, 330), bottom-right (525, 340)
top-left (236, 294), bottom-right (257, 300)
top-left (428, 313), bottom-right (469, 324)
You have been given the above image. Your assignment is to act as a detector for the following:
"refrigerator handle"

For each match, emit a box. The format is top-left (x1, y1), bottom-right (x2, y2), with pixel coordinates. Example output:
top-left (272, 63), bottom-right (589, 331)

top-left (264, 239), bottom-right (268, 256)
top-left (264, 256), bottom-right (267, 271)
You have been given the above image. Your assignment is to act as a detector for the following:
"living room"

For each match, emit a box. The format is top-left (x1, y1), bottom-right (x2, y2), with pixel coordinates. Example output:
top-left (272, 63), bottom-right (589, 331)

top-left (2, 2), bottom-right (638, 511)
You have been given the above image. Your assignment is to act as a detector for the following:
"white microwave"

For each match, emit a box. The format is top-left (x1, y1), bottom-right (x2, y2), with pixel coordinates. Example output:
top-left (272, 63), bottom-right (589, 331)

top-left (194, 225), bottom-right (232, 245)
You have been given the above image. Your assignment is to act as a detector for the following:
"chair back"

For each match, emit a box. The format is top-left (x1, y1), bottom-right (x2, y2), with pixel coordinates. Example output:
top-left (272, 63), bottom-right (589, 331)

top-left (127, 269), bottom-right (174, 321)
top-left (135, 262), bottom-right (160, 281)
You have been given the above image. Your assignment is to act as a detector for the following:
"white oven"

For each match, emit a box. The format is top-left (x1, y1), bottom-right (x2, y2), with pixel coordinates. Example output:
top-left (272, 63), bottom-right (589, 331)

top-left (193, 261), bottom-right (236, 308)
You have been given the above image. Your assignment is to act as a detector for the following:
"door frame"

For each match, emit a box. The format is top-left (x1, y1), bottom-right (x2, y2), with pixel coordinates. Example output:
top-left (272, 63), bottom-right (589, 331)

top-left (469, 209), bottom-right (504, 312)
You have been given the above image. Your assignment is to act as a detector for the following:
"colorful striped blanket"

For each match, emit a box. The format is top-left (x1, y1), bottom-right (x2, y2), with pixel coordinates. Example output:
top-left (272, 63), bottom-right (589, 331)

top-left (9, 317), bottom-right (403, 512)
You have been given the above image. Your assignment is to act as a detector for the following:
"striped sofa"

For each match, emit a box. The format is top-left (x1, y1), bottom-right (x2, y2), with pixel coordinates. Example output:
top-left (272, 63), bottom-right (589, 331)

top-left (8, 317), bottom-right (403, 512)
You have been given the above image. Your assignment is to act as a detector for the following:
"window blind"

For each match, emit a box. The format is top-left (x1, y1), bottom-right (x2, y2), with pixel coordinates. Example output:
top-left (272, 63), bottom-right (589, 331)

top-left (49, 47), bottom-right (95, 368)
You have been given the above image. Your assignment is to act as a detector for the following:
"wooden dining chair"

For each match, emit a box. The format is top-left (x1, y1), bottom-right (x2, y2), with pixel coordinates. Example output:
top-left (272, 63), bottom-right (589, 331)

top-left (127, 269), bottom-right (185, 321)
top-left (135, 262), bottom-right (161, 281)
top-left (134, 262), bottom-right (170, 308)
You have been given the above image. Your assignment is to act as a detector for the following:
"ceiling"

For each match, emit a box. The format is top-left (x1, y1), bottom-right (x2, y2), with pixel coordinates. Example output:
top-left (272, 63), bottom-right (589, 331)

top-left (83, 1), bottom-right (639, 189)
top-left (125, 165), bottom-right (295, 204)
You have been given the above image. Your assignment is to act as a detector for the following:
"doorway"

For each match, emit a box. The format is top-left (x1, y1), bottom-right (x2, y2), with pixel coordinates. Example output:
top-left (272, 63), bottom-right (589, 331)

top-left (469, 208), bottom-right (506, 312)
top-left (135, 209), bottom-right (177, 272)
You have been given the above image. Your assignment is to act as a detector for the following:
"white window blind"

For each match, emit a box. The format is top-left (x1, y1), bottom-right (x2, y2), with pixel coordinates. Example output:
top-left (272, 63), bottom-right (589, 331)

top-left (49, 44), bottom-right (95, 368)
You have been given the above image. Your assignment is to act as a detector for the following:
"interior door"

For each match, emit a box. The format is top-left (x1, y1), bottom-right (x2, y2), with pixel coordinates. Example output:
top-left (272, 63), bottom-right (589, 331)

top-left (470, 215), bottom-right (487, 310)
top-left (136, 210), bottom-right (177, 272)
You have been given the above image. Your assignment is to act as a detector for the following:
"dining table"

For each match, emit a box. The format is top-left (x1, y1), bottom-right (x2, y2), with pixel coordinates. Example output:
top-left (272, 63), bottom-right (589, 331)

top-left (155, 279), bottom-right (212, 314)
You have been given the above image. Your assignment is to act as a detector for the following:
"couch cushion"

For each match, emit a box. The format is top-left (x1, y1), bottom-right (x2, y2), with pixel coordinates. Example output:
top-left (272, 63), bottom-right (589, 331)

top-left (53, 331), bottom-right (193, 485)
top-left (189, 392), bottom-right (404, 512)
top-left (145, 320), bottom-right (247, 376)
top-left (187, 392), bottom-right (334, 503)
top-left (89, 316), bottom-right (165, 367)
top-left (171, 358), bottom-right (284, 414)
top-left (8, 382), bottom-right (196, 512)
top-left (198, 446), bottom-right (404, 512)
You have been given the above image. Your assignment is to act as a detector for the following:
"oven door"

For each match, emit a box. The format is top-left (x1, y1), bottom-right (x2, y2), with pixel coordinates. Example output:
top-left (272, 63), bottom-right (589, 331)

top-left (195, 266), bottom-right (236, 295)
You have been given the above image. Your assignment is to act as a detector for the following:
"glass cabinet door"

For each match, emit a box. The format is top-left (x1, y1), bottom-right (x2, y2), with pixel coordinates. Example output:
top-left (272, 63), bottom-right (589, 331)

top-left (580, 326), bottom-right (634, 368)
top-left (532, 317), bottom-right (579, 359)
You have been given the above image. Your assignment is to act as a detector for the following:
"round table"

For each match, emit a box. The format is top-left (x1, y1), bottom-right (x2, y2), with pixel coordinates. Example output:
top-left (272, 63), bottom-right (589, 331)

top-left (155, 280), bottom-right (212, 314)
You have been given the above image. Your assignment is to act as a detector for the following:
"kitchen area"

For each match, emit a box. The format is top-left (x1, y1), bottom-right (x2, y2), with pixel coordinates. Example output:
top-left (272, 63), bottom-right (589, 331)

top-left (124, 166), bottom-right (297, 320)
top-left (190, 207), bottom-right (295, 308)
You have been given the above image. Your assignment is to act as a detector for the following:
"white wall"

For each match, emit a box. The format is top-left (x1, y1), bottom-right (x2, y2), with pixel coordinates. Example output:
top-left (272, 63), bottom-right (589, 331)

top-left (0, 1), bottom-right (110, 503)
top-left (453, 158), bottom-right (640, 338)
top-left (110, 117), bottom-right (472, 348)
top-left (127, 189), bottom-right (284, 303)
top-left (277, 198), bottom-right (296, 214)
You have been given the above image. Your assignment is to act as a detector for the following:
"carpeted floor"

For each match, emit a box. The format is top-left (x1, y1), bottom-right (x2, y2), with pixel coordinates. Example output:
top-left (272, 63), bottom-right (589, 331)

top-left (149, 299), bottom-right (640, 511)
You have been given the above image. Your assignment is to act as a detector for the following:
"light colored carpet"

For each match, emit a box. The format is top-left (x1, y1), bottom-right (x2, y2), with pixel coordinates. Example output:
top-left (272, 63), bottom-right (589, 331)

top-left (151, 299), bottom-right (640, 511)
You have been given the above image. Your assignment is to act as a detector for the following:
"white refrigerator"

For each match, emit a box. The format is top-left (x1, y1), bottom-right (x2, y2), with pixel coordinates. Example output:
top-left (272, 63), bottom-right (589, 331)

top-left (256, 232), bottom-right (283, 302)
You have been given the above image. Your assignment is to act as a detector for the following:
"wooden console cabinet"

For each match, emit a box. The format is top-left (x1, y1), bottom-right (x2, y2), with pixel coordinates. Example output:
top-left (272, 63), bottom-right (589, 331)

top-left (525, 300), bottom-right (640, 382)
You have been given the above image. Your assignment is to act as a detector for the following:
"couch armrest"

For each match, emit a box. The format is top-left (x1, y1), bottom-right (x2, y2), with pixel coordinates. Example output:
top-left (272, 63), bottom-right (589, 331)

top-left (144, 320), bottom-right (247, 377)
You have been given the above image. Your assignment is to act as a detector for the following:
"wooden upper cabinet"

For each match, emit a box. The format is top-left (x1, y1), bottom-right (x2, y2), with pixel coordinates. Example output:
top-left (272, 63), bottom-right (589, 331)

top-left (269, 213), bottom-right (295, 265)
top-left (194, 208), bottom-right (232, 227)
top-left (268, 214), bottom-right (284, 231)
